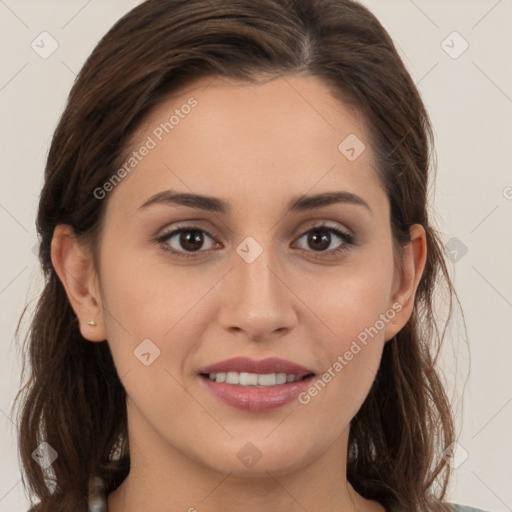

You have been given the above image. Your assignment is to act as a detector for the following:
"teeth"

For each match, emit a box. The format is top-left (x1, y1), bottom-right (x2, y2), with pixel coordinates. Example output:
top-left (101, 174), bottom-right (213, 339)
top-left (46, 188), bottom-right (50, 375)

top-left (226, 371), bottom-right (239, 384)
top-left (276, 373), bottom-right (287, 385)
top-left (206, 371), bottom-right (307, 386)
top-left (239, 372), bottom-right (258, 385)
top-left (258, 373), bottom-right (276, 386)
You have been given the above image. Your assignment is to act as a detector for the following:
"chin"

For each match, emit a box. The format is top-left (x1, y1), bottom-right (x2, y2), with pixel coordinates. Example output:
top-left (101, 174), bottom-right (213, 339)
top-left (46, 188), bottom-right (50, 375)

top-left (198, 438), bottom-right (313, 477)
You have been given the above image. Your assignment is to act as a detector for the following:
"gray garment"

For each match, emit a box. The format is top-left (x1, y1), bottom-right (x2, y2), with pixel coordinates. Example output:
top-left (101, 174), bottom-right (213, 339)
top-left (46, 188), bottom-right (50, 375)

top-left (453, 508), bottom-right (491, 512)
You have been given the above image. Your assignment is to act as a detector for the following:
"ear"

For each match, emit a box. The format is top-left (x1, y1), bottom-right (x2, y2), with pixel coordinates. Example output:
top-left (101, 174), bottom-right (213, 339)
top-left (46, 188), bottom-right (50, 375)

top-left (384, 223), bottom-right (427, 342)
top-left (51, 224), bottom-right (107, 342)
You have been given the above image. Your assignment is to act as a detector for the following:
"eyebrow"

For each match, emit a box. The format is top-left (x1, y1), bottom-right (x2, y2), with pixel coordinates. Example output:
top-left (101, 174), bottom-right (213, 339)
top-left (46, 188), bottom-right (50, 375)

top-left (139, 189), bottom-right (372, 215)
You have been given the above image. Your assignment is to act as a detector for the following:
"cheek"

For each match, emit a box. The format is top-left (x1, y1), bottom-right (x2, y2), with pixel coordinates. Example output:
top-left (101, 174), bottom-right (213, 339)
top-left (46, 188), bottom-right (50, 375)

top-left (292, 255), bottom-right (394, 417)
top-left (299, 259), bottom-right (394, 352)
top-left (99, 238), bottom-right (192, 329)
top-left (98, 246), bottom-right (215, 369)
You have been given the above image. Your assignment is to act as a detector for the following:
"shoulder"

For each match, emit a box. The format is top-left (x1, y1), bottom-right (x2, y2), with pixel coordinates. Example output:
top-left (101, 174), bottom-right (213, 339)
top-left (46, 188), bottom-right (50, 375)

top-left (449, 504), bottom-right (491, 512)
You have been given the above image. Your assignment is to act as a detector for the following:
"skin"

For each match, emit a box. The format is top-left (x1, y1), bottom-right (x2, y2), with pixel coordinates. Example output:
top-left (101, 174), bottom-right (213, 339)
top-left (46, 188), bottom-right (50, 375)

top-left (52, 74), bottom-right (427, 512)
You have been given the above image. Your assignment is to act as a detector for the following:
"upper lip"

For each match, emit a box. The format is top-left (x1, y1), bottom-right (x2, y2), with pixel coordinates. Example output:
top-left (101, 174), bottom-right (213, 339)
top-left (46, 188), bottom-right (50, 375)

top-left (199, 357), bottom-right (315, 377)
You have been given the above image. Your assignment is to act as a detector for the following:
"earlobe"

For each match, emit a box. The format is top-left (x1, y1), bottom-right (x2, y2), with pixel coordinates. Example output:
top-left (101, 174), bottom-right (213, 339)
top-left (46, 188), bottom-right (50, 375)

top-left (50, 224), bottom-right (107, 342)
top-left (384, 223), bottom-right (427, 341)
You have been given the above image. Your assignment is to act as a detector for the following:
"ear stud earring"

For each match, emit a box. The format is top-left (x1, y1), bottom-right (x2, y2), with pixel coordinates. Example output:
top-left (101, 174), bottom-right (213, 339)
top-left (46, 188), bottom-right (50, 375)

top-left (87, 320), bottom-right (97, 326)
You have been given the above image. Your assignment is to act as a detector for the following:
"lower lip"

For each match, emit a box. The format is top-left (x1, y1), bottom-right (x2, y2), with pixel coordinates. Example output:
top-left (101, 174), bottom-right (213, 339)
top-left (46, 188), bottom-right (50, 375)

top-left (199, 374), bottom-right (315, 412)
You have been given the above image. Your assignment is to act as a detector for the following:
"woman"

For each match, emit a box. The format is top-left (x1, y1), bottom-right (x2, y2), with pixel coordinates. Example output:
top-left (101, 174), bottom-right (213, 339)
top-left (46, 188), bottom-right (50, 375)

top-left (15, 0), bottom-right (487, 511)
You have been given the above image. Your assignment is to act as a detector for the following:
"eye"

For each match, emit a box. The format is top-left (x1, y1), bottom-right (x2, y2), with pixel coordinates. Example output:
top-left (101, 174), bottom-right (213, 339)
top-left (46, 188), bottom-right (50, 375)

top-left (155, 222), bottom-right (355, 259)
top-left (156, 225), bottom-right (219, 257)
top-left (294, 224), bottom-right (354, 257)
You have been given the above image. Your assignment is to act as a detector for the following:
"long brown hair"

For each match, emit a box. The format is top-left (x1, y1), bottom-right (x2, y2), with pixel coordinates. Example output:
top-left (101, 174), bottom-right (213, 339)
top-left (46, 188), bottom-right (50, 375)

top-left (14, 0), bottom-right (463, 510)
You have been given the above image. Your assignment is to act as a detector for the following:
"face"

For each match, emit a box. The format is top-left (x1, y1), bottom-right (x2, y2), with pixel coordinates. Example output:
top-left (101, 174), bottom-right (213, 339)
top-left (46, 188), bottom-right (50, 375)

top-left (88, 74), bottom-right (409, 477)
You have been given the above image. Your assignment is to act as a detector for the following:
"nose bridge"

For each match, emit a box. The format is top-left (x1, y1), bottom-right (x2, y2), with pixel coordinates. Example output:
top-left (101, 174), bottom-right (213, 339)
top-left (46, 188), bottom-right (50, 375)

top-left (218, 235), bottom-right (296, 339)
top-left (238, 245), bottom-right (278, 302)
top-left (234, 235), bottom-right (285, 309)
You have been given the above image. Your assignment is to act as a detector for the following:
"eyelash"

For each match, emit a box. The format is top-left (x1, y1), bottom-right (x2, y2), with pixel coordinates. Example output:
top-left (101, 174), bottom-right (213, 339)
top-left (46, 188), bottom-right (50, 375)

top-left (154, 223), bottom-right (355, 259)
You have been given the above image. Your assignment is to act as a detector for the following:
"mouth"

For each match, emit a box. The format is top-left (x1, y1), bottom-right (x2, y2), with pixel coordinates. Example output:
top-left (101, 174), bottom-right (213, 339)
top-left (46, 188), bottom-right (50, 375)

top-left (200, 371), bottom-right (315, 386)
top-left (197, 357), bottom-right (316, 412)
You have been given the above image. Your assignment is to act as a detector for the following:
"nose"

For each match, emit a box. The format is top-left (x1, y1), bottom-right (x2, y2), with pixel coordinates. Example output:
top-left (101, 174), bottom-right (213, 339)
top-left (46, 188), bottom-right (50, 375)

top-left (217, 243), bottom-right (297, 342)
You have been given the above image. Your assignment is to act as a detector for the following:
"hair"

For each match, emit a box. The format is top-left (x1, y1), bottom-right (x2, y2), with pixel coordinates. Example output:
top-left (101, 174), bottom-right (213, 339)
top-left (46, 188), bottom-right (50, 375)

top-left (14, 0), bottom-right (464, 510)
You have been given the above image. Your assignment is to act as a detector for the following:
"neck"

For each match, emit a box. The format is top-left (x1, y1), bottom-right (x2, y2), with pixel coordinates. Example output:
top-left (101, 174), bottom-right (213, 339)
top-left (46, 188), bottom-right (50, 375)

top-left (107, 404), bottom-right (384, 512)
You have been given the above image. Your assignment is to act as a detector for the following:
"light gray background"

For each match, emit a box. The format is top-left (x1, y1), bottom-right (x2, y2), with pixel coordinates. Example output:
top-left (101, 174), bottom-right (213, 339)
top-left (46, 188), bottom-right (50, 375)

top-left (1, 1), bottom-right (511, 510)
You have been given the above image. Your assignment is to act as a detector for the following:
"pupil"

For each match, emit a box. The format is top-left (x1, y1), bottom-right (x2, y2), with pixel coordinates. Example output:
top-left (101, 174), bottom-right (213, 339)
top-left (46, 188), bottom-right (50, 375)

top-left (308, 229), bottom-right (330, 251)
top-left (181, 230), bottom-right (203, 251)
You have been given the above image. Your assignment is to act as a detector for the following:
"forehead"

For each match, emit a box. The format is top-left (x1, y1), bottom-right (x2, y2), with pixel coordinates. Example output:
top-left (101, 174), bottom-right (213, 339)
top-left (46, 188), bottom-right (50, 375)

top-left (105, 74), bottom-right (386, 219)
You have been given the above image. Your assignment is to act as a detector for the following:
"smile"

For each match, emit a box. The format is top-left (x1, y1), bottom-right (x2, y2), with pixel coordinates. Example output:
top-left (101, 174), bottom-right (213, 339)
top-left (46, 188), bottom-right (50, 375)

top-left (204, 371), bottom-right (312, 386)
top-left (197, 357), bottom-right (316, 412)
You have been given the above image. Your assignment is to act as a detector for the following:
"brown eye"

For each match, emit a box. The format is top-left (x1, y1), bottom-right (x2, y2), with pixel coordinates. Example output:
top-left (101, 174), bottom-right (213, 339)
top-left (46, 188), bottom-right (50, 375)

top-left (157, 226), bottom-right (218, 257)
top-left (306, 229), bottom-right (332, 251)
top-left (294, 225), bottom-right (354, 256)
top-left (177, 229), bottom-right (206, 252)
